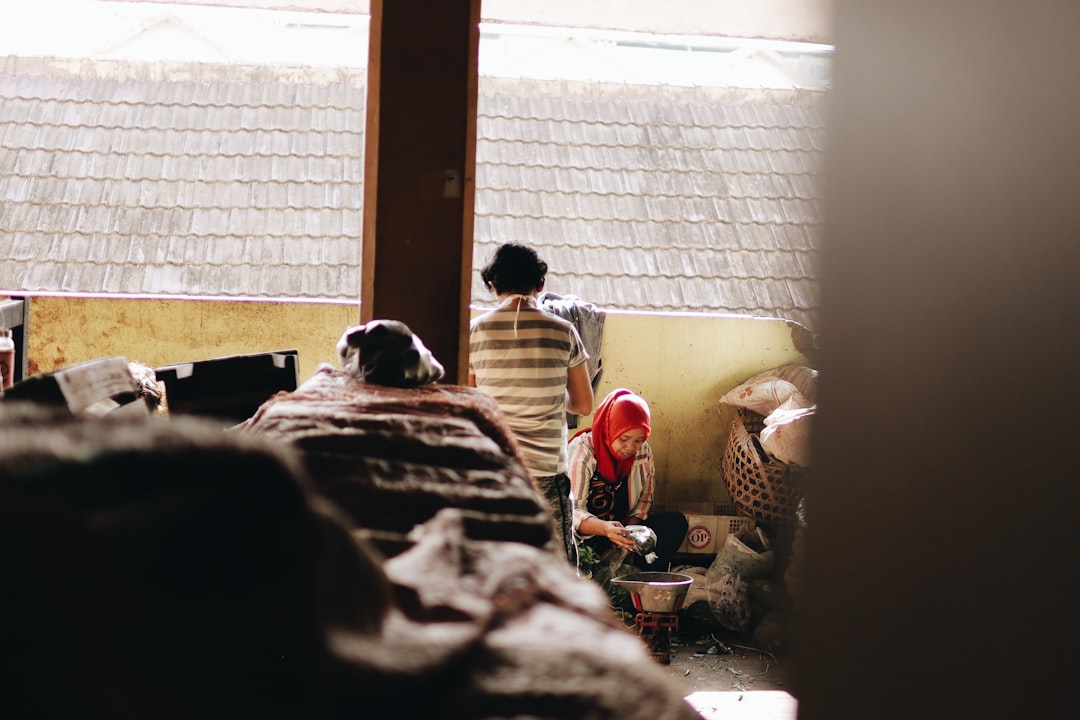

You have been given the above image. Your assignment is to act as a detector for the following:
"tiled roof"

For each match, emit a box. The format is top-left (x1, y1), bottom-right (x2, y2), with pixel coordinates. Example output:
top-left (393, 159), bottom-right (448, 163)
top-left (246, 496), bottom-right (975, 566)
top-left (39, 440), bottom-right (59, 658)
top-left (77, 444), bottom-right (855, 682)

top-left (473, 77), bottom-right (826, 331)
top-left (0, 56), bottom-right (366, 301)
top-left (0, 56), bottom-right (825, 331)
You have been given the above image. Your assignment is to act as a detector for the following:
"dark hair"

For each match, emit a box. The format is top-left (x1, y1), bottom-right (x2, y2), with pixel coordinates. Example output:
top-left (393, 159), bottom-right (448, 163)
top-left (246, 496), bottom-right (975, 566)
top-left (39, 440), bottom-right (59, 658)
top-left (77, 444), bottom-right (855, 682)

top-left (480, 243), bottom-right (548, 295)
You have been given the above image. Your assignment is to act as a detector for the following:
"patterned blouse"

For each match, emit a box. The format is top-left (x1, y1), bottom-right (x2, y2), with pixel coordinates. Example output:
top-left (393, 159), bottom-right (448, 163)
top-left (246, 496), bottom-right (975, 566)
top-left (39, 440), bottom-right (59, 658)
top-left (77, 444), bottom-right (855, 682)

top-left (567, 430), bottom-right (654, 536)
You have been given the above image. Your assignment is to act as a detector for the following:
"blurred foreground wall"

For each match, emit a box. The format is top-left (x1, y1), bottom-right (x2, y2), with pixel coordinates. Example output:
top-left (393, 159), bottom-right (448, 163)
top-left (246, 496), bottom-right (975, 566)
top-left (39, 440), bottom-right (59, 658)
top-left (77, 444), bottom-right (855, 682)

top-left (792, 2), bottom-right (1080, 718)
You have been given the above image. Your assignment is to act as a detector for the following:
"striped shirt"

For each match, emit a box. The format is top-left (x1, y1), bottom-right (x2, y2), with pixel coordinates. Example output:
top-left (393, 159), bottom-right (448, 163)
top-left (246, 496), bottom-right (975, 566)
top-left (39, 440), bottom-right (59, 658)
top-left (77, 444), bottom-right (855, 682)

top-left (469, 300), bottom-right (588, 478)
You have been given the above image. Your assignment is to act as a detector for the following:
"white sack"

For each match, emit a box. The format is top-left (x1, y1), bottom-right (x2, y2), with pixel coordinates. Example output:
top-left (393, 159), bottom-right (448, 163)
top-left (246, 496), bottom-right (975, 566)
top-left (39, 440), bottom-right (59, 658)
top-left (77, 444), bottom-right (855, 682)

top-left (760, 401), bottom-right (815, 467)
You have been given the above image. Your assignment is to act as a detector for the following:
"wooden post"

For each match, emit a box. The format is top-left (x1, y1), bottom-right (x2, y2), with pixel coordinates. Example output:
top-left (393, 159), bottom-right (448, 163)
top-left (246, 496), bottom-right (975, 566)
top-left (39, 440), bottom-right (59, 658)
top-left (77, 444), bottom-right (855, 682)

top-left (362, 0), bottom-right (480, 384)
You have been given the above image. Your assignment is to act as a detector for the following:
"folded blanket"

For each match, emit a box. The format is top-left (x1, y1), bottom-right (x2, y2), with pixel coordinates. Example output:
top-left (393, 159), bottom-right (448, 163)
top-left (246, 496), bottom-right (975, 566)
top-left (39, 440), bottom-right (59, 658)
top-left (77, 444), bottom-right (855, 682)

top-left (240, 366), bottom-right (554, 555)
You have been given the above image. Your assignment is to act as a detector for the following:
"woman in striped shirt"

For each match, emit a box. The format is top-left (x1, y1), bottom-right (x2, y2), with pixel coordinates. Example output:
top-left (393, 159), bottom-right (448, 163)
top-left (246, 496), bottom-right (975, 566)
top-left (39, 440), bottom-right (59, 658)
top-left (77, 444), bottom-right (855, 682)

top-left (468, 243), bottom-right (594, 564)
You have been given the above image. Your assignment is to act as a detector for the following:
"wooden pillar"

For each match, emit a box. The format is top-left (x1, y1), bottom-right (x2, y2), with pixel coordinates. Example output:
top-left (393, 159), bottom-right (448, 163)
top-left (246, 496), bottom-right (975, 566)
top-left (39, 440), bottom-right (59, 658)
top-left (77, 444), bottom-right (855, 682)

top-left (362, 0), bottom-right (480, 383)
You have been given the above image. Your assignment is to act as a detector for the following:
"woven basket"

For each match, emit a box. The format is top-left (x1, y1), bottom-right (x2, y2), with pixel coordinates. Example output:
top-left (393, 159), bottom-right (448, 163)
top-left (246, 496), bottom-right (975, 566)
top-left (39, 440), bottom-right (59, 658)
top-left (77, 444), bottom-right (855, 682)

top-left (720, 409), bottom-right (800, 526)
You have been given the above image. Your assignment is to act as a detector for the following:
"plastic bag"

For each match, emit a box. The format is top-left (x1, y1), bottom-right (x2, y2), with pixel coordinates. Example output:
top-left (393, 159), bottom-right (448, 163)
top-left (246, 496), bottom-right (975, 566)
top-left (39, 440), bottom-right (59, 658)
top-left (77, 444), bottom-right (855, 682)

top-left (703, 562), bottom-right (751, 632)
top-left (712, 533), bottom-right (774, 581)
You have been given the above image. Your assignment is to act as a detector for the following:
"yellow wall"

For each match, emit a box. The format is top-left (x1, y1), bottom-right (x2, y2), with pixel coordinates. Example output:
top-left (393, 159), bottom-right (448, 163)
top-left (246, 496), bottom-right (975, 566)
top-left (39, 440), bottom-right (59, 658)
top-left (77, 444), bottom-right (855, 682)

top-left (26, 298), bottom-right (810, 509)
top-left (27, 297), bottom-right (359, 384)
top-left (468, 306), bottom-right (813, 510)
top-left (583, 311), bottom-right (811, 510)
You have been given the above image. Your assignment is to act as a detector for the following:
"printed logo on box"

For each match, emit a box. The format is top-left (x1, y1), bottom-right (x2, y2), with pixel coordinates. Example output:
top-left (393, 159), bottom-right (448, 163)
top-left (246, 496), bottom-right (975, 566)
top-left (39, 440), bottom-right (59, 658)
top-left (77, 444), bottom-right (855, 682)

top-left (686, 524), bottom-right (713, 550)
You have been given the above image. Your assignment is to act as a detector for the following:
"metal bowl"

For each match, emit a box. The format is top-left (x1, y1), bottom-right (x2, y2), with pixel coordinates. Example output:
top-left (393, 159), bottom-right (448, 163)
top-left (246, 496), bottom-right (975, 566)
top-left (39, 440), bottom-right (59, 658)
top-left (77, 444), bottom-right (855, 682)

top-left (610, 571), bottom-right (694, 613)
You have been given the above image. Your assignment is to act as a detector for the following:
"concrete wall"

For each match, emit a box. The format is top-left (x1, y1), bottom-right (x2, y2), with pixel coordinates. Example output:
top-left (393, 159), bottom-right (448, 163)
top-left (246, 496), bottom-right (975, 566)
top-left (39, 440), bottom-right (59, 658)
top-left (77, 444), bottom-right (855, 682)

top-left (584, 311), bottom-right (810, 509)
top-left (469, 306), bottom-right (812, 509)
top-left (24, 296), bottom-right (809, 508)
top-left (25, 297), bottom-right (358, 384)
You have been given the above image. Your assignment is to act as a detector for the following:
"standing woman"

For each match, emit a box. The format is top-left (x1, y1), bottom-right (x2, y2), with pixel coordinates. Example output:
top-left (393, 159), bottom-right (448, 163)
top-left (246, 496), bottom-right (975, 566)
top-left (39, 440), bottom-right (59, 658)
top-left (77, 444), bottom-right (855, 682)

top-left (569, 388), bottom-right (689, 570)
top-left (469, 243), bottom-right (594, 564)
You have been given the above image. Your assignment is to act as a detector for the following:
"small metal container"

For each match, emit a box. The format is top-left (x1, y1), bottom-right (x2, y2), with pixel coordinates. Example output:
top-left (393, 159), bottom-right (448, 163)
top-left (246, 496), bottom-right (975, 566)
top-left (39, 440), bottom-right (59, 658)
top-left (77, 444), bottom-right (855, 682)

top-left (610, 571), bottom-right (694, 613)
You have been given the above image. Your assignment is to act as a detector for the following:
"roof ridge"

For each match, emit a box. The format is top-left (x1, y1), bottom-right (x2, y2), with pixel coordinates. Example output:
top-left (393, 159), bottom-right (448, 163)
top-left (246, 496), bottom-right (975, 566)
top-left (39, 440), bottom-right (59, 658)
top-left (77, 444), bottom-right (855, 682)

top-left (475, 183), bottom-right (821, 202)
top-left (474, 238), bottom-right (821, 254)
top-left (473, 212), bottom-right (823, 227)
top-left (5, 229), bottom-right (362, 242)
top-left (0, 148), bottom-right (362, 163)
top-left (14, 258), bottom-right (359, 271)
top-left (6, 199), bottom-right (360, 213)
top-left (0, 93), bottom-right (363, 114)
top-left (477, 137), bottom-right (825, 156)
top-left (478, 164), bottom-right (817, 177)
top-left (477, 113), bottom-right (826, 132)
top-left (479, 76), bottom-right (827, 100)
top-left (0, 55), bottom-right (367, 84)
top-left (3, 171), bottom-right (361, 188)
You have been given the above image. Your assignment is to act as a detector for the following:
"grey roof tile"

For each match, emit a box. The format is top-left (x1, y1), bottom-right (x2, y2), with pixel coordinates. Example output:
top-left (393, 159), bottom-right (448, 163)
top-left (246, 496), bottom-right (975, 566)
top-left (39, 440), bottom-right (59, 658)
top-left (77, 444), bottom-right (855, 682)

top-left (786, 277), bottom-right (819, 308)
top-left (147, 264), bottom-right (179, 294)
top-left (1, 58), bottom-right (824, 327)
top-left (66, 262), bottom-right (102, 293)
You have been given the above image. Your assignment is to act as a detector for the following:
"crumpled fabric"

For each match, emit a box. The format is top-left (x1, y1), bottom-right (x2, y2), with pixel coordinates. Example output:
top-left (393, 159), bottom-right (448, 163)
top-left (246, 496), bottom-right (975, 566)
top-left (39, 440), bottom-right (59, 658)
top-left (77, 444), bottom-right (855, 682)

top-left (337, 319), bottom-right (445, 388)
top-left (538, 291), bottom-right (605, 426)
top-left (538, 291), bottom-right (605, 389)
top-left (705, 562), bottom-right (752, 632)
top-left (1, 395), bottom-right (700, 720)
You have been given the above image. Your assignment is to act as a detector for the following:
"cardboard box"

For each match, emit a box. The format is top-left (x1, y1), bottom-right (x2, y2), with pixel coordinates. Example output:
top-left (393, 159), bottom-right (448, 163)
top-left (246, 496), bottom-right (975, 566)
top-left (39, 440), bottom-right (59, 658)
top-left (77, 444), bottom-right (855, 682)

top-left (676, 513), bottom-right (754, 554)
top-left (1, 356), bottom-right (146, 417)
top-left (679, 514), bottom-right (720, 554)
top-left (156, 349), bottom-right (298, 426)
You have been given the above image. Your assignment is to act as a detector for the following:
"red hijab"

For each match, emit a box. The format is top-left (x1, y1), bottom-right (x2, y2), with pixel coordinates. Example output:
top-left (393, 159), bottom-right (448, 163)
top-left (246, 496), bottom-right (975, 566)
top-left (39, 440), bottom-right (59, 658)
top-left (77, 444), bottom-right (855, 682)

top-left (578, 388), bottom-right (651, 483)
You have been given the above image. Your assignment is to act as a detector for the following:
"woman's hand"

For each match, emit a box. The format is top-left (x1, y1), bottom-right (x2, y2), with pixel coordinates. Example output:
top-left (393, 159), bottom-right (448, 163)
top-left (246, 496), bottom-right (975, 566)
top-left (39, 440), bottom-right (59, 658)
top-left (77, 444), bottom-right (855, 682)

top-left (578, 516), bottom-right (637, 550)
top-left (601, 520), bottom-right (637, 550)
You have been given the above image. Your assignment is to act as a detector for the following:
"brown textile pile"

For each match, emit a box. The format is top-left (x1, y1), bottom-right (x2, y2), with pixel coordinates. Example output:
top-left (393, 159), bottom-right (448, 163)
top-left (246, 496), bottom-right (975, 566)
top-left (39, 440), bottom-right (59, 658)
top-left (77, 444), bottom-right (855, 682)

top-left (0, 401), bottom-right (701, 720)
top-left (328, 507), bottom-right (702, 719)
top-left (239, 365), bottom-right (556, 555)
top-left (0, 403), bottom-right (366, 719)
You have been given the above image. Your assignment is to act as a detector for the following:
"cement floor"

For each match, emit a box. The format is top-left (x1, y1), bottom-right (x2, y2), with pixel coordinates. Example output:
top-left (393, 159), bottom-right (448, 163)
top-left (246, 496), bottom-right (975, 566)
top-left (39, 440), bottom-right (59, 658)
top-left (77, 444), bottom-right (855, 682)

top-left (622, 615), bottom-right (798, 720)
